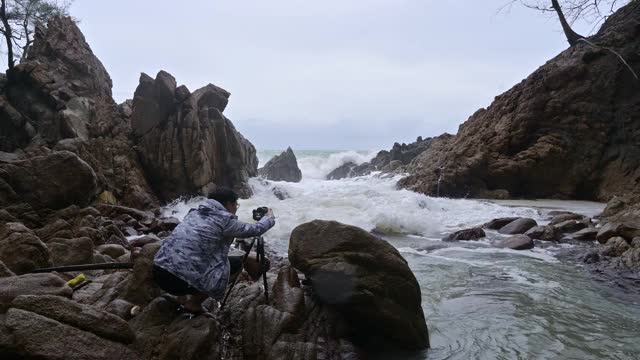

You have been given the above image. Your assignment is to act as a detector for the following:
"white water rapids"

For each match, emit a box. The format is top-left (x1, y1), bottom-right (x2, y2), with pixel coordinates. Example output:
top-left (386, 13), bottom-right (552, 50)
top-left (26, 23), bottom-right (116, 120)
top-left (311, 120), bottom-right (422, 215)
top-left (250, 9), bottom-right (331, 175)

top-left (162, 150), bottom-right (640, 359)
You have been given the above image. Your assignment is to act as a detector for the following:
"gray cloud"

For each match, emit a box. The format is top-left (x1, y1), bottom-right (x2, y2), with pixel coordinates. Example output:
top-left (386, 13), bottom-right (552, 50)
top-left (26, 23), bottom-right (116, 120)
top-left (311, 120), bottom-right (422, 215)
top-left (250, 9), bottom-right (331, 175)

top-left (71, 0), bottom-right (604, 150)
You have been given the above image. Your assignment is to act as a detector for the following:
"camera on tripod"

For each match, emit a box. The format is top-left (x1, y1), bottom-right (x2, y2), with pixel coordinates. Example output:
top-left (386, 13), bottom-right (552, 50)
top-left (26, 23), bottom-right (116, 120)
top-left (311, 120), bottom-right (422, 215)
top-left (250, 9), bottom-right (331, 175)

top-left (252, 206), bottom-right (269, 221)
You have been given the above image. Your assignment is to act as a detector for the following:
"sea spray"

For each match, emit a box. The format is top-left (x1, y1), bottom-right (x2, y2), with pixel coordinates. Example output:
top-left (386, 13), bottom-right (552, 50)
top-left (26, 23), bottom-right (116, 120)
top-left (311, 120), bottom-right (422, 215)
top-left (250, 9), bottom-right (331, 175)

top-left (258, 149), bottom-right (378, 180)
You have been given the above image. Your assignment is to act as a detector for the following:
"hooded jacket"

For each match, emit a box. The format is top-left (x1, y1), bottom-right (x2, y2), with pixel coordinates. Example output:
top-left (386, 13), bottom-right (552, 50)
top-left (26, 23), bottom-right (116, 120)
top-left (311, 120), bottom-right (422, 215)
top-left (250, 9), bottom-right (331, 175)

top-left (153, 199), bottom-right (275, 300)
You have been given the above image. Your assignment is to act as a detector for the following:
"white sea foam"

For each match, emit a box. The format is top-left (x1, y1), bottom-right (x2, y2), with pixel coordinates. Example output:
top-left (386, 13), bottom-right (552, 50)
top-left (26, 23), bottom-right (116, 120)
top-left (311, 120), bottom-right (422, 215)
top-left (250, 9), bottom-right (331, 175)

top-left (398, 247), bottom-right (495, 267)
top-left (431, 246), bottom-right (560, 263)
top-left (163, 150), bottom-right (605, 255)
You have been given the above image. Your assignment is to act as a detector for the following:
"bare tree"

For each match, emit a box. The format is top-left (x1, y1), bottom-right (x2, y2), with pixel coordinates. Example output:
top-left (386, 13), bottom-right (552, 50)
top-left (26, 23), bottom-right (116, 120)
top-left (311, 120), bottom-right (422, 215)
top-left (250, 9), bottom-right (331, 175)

top-left (0, 0), bottom-right (72, 70)
top-left (503, 0), bottom-right (629, 46)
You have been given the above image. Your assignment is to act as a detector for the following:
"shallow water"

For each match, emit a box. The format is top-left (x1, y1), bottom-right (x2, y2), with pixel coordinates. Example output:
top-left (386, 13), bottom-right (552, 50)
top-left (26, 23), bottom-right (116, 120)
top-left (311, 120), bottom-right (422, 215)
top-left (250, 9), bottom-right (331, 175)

top-left (163, 150), bottom-right (640, 359)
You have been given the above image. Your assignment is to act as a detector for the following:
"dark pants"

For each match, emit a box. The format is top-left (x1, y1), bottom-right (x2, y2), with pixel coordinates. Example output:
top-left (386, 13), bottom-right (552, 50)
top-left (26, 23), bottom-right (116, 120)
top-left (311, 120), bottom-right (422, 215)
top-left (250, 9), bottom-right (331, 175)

top-left (153, 259), bottom-right (243, 296)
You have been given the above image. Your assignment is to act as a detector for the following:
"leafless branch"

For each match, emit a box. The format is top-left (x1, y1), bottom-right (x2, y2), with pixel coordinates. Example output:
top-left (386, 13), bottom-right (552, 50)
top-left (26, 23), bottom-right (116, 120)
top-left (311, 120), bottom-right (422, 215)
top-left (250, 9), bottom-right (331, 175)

top-left (579, 37), bottom-right (639, 80)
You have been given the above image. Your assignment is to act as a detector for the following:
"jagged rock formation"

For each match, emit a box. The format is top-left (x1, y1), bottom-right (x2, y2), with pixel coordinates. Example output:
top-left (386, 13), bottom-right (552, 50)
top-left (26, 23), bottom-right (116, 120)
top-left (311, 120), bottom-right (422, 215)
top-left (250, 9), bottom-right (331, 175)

top-left (1, 17), bottom-right (157, 209)
top-left (326, 136), bottom-right (434, 180)
top-left (128, 71), bottom-right (258, 201)
top-left (258, 147), bottom-right (302, 182)
top-left (0, 16), bottom-right (258, 208)
top-left (289, 220), bottom-right (430, 350)
top-left (398, 3), bottom-right (640, 201)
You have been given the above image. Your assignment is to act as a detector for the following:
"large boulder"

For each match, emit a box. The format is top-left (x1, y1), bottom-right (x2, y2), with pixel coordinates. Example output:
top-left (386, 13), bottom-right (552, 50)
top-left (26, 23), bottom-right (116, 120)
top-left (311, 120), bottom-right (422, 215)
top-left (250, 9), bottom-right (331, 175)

top-left (130, 71), bottom-right (258, 201)
top-left (0, 273), bottom-right (72, 312)
top-left (3, 308), bottom-right (140, 360)
top-left (442, 227), bottom-right (485, 241)
top-left (0, 151), bottom-right (98, 209)
top-left (0, 222), bottom-right (51, 274)
top-left (11, 295), bottom-right (135, 344)
top-left (47, 237), bottom-right (94, 266)
top-left (289, 220), bottom-right (429, 350)
top-left (482, 217), bottom-right (520, 230)
top-left (258, 147), bottom-right (303, 182)
top-left (498, 218), bottom-right (537, 235)
top-left (120, 242), bottom-right (162, 306)
top-left (397, 3), bottom-right (640, 202)
top-left (600, 237), bottom-right (630, 257)
top-left (497, 235), bottom-right (534, 250)
top-left (525, 225), bottom-right (562, 241)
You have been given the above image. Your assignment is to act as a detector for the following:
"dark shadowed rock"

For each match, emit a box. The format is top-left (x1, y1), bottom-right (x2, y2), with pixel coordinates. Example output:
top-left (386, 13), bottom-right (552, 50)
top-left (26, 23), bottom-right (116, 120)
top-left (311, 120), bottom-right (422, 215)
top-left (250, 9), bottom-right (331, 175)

top-left (11, 295), bottom-right (134, 344)
top-left (121, 242), bottom-right (162, 306)
top-left (96, 244), bottom-right (127, 259)
top-left (571, 227), bottom-right (599, 241)
top-left (498, 218), bottom-right (537, 235)
top-left (619, 248), bottom-right (640, 269)
top-left (48, 237), bottom-right (94, 266)
top-left (327, 137), bottom-right (434, 180)
top-left (497, 235), bottom-right (534, 250)
top-left (442, 228), bottom-right (485, 241)
top-left (289, 220), bottom-right (429, 350)
top-left (554, 220), bottom-right (588, 233)
top-left (550, 213), bottom-right (587, 225)
top-left (600, 237), bottom-right (630, 257)
top-left (0, 151), bottom-right (98, 209)
top-left (259, 147), bottom-right (303, 182)
top-left (131, 71), bottom-right (258, 201)
top-left (0, 260), bottom-right (15, 277)
top-left (129, 297), bottom-right (220, 360)
top-left (483, 217), bottom-right (520, 230)
top-left (0, 273), bottom-right (71, 312)
top-left (597, 222), bottom-right (625, 244)
top-left (4, 308), bottom-right (140, 360)
top-left (525, 225), bottom-right (562, 241)
top-left (4, 17), bottom-right (158, 209)
top-left (326, 162), bottom-right (358, 180)
top-left (0, 222), bottom-right (51, 274)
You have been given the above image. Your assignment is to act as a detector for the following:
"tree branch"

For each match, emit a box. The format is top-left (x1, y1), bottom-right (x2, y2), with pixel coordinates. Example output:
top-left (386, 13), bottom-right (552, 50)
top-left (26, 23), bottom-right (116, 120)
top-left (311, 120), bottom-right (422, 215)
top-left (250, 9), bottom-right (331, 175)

top-left (579, 38), bottom-right (639, 80)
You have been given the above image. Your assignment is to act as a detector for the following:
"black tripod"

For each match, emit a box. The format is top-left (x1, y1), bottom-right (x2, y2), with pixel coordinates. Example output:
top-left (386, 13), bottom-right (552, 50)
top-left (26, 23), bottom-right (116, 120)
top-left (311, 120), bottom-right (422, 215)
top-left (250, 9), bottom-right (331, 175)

top-left (220, 235), bottom-right (269, 309)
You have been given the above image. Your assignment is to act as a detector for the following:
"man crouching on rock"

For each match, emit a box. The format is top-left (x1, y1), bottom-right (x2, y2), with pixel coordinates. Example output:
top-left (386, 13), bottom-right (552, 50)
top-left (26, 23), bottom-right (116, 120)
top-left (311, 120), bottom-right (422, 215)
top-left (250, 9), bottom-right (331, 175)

top-left (153, 187), bottom-right (275, 317)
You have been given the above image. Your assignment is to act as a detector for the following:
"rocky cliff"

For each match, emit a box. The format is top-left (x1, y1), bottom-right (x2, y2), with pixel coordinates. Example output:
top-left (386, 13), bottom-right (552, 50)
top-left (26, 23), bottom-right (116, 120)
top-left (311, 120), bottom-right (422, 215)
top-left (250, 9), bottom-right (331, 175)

top-left (128, 71), bottom-right (258, 201)
top-left (0, 16), bottom-right (258, 208)
top-left (398, 3), bottom-right (640, 201)
top-left (1, 17), bottom-right (156, 209)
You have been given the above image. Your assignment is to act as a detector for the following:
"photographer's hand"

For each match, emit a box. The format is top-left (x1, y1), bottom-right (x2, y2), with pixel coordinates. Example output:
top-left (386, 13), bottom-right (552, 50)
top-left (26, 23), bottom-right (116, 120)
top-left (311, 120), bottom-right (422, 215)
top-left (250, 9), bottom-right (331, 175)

top-left (266, 208), bottom-right (275, 218)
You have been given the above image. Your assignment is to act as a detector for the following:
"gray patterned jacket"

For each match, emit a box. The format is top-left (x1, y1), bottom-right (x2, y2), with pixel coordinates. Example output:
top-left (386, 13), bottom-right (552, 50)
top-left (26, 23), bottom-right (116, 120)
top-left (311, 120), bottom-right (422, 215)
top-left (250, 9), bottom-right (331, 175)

top-left (153, 199), bottom-right (275, 300)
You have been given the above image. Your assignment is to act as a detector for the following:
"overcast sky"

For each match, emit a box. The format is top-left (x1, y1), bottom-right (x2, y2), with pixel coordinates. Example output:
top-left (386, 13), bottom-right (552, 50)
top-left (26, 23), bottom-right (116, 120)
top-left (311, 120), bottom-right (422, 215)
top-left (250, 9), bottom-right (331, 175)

top-left (70, 0), bottom-right (609, 150)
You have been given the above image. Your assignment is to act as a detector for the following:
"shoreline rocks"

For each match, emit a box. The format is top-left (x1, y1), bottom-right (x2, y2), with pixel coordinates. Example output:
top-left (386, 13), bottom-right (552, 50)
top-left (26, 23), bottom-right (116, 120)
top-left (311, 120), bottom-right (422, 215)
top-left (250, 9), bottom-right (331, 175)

top-left (289, 220), bottom-right (430, 350)
top-left (326, 136), bottom-right (434, 180)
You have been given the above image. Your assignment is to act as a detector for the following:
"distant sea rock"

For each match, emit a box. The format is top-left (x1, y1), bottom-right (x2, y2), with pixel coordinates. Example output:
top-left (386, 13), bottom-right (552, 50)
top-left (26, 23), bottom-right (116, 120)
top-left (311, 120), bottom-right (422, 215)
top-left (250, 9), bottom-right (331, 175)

top-left (258, 147), bottom-right (302, 182)
top-left (326, 136), bottom-right (434, 180)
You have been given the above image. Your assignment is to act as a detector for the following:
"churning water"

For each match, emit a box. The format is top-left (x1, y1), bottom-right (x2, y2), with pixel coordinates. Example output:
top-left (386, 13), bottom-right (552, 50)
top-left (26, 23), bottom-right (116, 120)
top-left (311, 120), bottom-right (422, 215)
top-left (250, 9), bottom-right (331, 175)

top-left (164, 150), bottom-right (640, 360)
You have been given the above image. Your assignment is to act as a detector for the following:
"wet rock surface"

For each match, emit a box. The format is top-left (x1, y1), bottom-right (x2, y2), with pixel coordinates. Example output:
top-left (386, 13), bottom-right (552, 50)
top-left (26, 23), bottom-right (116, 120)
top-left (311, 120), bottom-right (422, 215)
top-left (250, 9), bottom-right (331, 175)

top-left (327, 136), bottom-right (433, 180)
top-left (259, 147), bottom-right (303, 182)
top-left (397, 4), bottom-right (640, 201)
top-left (289, 220), bottom-right (430, 350)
